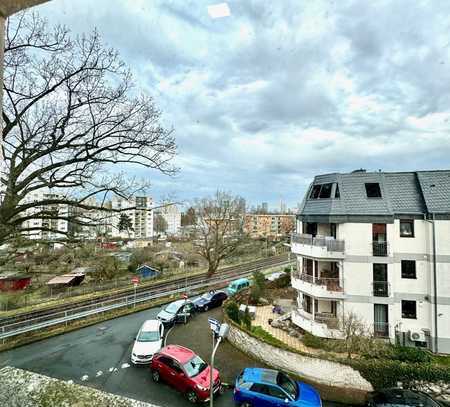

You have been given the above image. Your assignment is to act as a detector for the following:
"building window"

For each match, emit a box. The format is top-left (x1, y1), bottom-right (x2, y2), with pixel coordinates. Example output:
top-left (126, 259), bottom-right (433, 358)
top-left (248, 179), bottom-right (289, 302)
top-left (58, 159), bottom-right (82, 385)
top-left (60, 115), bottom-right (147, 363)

top-left (365, 183), bottom-right (382, 198)
top-left (334, 184), bottom-right (340, 198)
top-left (401, 300), bottom-right (417, 319)
top-left (318, 183), bottom-right (333, 199)
top-left (401, 260), bottom-right (416, 279)
top-left (400, 220), bottom-right (414, 237)
top-left (309, 185), bottom-right (321, 199)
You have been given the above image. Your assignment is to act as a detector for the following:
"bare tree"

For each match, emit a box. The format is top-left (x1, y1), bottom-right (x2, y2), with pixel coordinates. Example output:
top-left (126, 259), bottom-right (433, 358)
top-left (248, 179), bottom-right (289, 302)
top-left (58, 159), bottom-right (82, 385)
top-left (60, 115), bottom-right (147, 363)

top-left (193, 191), bottom-right (245, 276)
top-left (0, 12), bottom-right (177, 245)
top-left (340, 311), bottom-right (372, 359)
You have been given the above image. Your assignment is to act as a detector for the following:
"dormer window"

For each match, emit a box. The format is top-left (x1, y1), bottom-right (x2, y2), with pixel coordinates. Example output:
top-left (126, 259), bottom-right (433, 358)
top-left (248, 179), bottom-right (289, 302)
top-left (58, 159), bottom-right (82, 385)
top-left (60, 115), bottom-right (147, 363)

top-left (365, 183), bottom-right (382, 198)
top-left (309, 183), bottom-right (336, 199)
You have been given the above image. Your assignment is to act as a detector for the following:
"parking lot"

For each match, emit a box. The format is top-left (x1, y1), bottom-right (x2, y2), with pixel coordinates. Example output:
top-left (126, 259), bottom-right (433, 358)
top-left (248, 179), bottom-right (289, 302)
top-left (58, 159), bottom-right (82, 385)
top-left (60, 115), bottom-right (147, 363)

top-left (0, 302), bottom-right (344, 406)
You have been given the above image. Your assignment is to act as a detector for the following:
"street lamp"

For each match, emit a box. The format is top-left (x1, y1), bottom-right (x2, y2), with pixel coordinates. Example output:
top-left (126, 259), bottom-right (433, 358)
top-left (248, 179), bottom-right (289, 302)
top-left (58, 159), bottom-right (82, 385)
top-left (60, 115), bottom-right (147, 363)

top-left (209, 323), bottom-right (229, 407)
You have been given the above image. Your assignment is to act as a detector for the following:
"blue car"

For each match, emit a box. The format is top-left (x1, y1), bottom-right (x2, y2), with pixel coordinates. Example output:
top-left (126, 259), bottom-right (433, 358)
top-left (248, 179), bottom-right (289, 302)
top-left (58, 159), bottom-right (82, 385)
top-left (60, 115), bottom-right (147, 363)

top-left (233, 368), bottom-right (322, 407)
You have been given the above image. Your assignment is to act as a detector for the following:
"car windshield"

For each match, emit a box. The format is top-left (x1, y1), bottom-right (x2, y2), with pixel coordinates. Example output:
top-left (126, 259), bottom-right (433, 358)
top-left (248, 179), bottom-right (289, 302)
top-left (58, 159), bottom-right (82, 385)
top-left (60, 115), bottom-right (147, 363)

top-left (277, 372), bottom-right (298, 400)
top-left (201, 292), bottom-right (214, 300)
top-left (183, 355), bottom-right (208, 378)
top-left (164, 302), bottom-right (181, 314)
top-left (138, 330), bottom-right (160, 342)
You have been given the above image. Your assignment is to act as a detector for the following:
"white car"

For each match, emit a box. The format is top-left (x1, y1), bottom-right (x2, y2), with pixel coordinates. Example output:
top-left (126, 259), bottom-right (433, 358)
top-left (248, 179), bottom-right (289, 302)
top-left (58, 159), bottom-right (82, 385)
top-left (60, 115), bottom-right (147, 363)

top-left (266, 271), bottom-right (287, 282)
top-left (131, 320), bottom-right (164, 365)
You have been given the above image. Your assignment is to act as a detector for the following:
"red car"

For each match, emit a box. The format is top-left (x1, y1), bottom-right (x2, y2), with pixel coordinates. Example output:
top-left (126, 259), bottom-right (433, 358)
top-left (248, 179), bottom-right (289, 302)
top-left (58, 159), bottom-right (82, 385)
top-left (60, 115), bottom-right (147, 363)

top-left (150, 345), bottom-right (223, 403)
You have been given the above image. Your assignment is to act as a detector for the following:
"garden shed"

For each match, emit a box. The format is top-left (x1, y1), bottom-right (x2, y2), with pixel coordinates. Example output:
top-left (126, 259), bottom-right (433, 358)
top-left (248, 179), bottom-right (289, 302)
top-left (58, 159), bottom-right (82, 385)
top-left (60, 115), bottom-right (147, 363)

top-left (0, 273), bottom-right (32, 291)
top-left (136, 265), bottom-right (160, 279)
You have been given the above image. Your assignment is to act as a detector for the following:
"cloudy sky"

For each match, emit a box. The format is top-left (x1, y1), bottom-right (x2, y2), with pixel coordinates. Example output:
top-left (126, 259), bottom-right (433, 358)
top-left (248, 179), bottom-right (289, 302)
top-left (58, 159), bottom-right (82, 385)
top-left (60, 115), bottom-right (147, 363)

top-left (35, 0), bottom-right (450, 210)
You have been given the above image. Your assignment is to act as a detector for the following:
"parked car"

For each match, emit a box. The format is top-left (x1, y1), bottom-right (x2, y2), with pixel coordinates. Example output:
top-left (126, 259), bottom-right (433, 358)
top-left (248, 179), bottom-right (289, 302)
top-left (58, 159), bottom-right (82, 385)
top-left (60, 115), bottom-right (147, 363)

top-left (228, 278), bottom-right (251, 295)
top-left (157, 299), bottom-right (195, 325)
top-left (131, 319), bottom-right (164, 365)
top-left (151, 345), bottom-right (223, 403)
top-left (265, 271), bottom-right (286, 282)
top-left (233, 368), bottom-right (322, 407)
top-left (368, 388), bottom-right (444, 407)
top-left (192, 290), bottom-right (228, 312)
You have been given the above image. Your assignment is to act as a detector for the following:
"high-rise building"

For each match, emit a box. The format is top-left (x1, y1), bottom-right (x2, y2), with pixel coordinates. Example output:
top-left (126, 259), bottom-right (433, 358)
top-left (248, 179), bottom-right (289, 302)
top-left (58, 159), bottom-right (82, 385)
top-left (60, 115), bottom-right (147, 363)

top-left (158, 203), bottom-right (181, 235)
top-left (111, 195), bottom-right (153, 239)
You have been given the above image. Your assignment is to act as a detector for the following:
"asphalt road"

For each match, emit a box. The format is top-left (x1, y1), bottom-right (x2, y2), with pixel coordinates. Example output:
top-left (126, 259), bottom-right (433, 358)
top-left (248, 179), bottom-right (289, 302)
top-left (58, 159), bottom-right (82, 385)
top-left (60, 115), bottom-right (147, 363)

top-left (0, 304), bottom-right (345, 407)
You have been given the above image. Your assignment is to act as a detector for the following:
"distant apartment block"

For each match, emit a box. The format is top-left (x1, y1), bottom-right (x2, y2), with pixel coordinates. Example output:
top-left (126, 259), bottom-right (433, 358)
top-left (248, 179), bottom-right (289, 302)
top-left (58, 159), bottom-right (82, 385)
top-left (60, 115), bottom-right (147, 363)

top-left (21, 191), bottom-right (70, 240)
top-left (111, 195), bottom-right (154, 239)
top-left (290, 170), bottom-right (450, 354)
top-left (244, 214), bottom-right (295, 238)
top-left (158, 203), bottom-right (181, 235)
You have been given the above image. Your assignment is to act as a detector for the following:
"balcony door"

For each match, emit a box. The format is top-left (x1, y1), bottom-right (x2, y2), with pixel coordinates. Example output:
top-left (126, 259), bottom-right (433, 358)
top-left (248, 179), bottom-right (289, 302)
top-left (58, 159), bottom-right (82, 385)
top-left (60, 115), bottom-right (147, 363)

top-left (373, 264), bottom-right (388, 297)
top-left (372, 223), bottom-right (387, 256)
top-left (374, 304), bottom-right (389, 337)
top-left (304, 222), bottom-right (317, 237)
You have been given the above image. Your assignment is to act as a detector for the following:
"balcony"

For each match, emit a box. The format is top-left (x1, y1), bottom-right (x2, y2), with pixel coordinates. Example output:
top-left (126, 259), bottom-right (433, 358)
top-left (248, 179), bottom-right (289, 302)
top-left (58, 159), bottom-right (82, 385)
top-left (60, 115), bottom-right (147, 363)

top-left (372, 281), bottom-right (390, 297)
top-left (372, 241), bottom-right (389, 257)
top-left (291, 233), bottom-right (345, 259)
top-left (291, 308), bottom-right (343, 339)
top-left (291, 271), bottom-right (345, 299)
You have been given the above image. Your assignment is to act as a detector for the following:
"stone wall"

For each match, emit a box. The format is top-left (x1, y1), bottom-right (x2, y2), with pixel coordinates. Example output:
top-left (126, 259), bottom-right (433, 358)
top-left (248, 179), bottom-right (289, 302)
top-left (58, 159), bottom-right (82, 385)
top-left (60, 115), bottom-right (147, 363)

top-left (228, 323), bottom-right (373, 403)
top-left (0, 366), bottom-right (160, 407)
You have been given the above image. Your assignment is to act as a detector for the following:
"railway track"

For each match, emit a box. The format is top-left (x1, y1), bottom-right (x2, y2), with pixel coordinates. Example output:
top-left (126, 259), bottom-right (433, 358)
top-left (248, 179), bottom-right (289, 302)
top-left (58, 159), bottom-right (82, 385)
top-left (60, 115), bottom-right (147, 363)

top-left (0, 254), bottom-right (292, 330)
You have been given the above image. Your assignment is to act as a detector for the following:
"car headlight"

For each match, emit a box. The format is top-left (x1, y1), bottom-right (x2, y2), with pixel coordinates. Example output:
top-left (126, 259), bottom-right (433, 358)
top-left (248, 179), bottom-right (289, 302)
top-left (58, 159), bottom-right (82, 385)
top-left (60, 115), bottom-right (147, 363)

top-left (196, 384), bottom-right (208, 392)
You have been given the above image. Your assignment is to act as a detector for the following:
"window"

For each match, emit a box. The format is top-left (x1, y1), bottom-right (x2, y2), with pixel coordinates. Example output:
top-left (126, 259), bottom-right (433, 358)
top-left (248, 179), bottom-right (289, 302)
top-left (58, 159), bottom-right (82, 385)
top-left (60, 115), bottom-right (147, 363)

top-left (401, 300), bottom-right (417, 319)
top-left (334, 184), bottom-right (340, 198)
top-left (309, 185), bottom-right (321, 199)
top-left (266, 385), bottom-right (287, 399)
top-left (401, 260), bottom-right (416, 279)
top-left (365, 183), bottom-right (382, 198)
top-left (250, 383), bottom-right (267, 394)
top-left (318, 183), bottom-right (333, 198)
top-left (400, 220), bottom-right (414, 237)
top-left (157, 356), bottom-right (173, 366)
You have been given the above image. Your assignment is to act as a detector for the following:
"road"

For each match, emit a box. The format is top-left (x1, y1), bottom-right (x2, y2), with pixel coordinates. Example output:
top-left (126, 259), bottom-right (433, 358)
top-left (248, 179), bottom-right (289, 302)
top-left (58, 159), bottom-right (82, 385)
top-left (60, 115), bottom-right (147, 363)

top-left (0, 304), bottom-right (346, 407)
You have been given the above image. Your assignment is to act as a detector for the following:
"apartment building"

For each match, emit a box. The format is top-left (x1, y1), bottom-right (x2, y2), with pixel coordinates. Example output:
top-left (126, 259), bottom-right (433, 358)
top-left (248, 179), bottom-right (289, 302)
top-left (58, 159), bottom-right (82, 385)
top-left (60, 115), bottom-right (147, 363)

top-left (244, 214), bottom-right (295, 238)
top-left (290, 170), bottom-right (450, 354)
top-left (111, 195), bottom-right (153, 239)
top-left (21, 191), bottom-right (69, 240)
top-left (158, 204), bottom-right (181, 235)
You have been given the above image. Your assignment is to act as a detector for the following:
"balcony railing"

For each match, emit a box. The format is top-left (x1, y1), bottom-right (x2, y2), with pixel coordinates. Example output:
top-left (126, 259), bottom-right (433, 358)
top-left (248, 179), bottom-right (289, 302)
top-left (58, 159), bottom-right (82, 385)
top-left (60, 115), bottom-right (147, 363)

top-left (373, 322), bottom-right (390, 338)
top-left (372, 241), bottom-right (388, 257)
top-left (292, 233), bottom-right (345, 252)
top-left (372, 281), bottom-right (390, 297)
top-left (293, 271), bottom-right (343, 292)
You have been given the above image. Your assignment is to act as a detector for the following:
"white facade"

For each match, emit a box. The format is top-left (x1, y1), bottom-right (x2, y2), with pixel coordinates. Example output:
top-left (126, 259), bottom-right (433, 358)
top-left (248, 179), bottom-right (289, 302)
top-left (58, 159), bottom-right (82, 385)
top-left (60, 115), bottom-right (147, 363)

top-left (20, 191), bottom-right (69, 240)
top-left (159, 204), bottom-right (181, 235)
top-left (111, 195), bottom-right (154, 239)
top-left (291, 170), bottom-right (450, 354)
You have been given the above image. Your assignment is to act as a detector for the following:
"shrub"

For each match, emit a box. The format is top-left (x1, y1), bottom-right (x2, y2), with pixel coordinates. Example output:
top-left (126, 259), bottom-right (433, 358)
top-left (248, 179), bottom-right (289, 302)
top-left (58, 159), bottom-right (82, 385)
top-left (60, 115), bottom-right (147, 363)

top-left (249, 270), bottom-right (266, 304)
top-left (363, 344), bottom-right (433, 363)
top-left (224, 299), bottom-right (240, 323)
top-left (241, 307), bottom-right (252, 330)
top-left (302, 332), bottom-right (326, 349)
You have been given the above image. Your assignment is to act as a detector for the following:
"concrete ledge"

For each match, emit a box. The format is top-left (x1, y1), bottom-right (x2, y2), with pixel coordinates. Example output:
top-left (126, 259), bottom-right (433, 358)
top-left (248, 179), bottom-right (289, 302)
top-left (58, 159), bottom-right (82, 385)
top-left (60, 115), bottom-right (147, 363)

top-left (227, 324), bottom-right (373, 405)
top-left (0, 366), bottom-right (160, 407)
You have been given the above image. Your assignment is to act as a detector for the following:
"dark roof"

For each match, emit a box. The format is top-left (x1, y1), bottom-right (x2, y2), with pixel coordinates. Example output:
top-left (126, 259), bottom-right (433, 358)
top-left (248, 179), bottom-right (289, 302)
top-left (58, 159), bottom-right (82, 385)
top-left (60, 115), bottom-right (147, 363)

top-left (299, 170), bottom-right (450, 218)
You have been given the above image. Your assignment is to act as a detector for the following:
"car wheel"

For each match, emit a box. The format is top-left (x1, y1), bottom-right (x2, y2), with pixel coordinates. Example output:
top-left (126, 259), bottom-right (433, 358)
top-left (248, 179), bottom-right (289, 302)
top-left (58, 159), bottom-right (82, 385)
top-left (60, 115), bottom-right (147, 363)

top-left (151, 370), bottom-right (160, 383)
top-left (204, 305), bottom-right (209, 312)
top-left (186, 389), bottom-right (198, 404)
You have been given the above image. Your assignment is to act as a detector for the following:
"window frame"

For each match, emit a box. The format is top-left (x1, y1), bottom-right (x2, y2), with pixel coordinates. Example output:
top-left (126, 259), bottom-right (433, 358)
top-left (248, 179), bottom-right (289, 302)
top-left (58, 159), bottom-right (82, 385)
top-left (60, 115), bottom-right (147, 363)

top-left (401, 300), bottom-right (417, 319)
top-left (400, 219), bottom-right (415, 238)
top-left (401, 260), bottom-right (416, 279)
top-left (365, 183), bottom-right (382, 198)
top-left (318, 183), bottom-right (333, 199)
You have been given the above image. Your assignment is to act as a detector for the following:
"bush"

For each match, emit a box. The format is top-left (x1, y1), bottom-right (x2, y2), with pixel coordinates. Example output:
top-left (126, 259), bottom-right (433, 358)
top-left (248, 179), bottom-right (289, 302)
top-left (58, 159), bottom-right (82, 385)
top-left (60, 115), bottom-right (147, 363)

top-left (363, 344), bottom-right (433, 363)
top-left (349, 358), bottom-right (450, 389)
top-left (241, 307), bottom-right (252, 330)
top-left (302, 332), bottom-right (326, 349)
top-left (224, 299), bottom-right (240, 323)
top-left (249, 270), bottom-right (266, 304)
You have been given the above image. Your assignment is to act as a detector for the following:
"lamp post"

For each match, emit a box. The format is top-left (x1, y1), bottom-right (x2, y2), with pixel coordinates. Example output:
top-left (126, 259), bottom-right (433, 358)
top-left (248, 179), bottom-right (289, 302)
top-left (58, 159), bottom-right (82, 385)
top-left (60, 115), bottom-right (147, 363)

top-left (209, 323), bottom-right (229, 407)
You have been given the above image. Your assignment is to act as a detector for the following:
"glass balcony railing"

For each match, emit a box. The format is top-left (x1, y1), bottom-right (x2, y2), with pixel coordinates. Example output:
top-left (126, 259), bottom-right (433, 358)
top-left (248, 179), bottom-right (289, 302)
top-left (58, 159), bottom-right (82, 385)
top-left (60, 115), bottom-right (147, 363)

top-left (372, 281), bottom-right (390, 297)
top-left (291, 233), bottom-right (345, 252)
top-left (372, 241), bottom-right (388, 256)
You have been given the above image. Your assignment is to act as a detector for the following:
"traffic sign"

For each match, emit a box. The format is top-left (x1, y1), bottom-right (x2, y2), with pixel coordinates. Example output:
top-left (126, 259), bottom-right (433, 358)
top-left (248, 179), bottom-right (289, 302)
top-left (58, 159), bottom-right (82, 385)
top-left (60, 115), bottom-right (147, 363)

top-left (208, 318), bottom-right (221, 333)
top-left (131, 277), bottom-right (139, 284)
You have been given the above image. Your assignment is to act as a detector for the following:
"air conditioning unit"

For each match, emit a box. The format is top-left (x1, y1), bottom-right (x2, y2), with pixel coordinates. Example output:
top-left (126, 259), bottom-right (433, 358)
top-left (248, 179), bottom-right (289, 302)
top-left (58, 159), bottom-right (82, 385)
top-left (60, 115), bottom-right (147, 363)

top-left (409, 329), bottom-right (426, 342)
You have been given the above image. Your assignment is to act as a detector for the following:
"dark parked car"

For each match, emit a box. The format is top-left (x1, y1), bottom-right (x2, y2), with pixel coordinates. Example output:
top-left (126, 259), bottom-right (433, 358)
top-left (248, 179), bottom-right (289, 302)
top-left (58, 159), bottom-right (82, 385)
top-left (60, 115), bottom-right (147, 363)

top-left (157, 299), bottom-right (195, 325)
top-left (368, 388), bottom-right (444, 407)
top-left (192, 290), bottom-right (228, 312)
top-left (234, 367), bottom-right (322, 407)
top-left (151, 345), bottom-right (223, 403)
